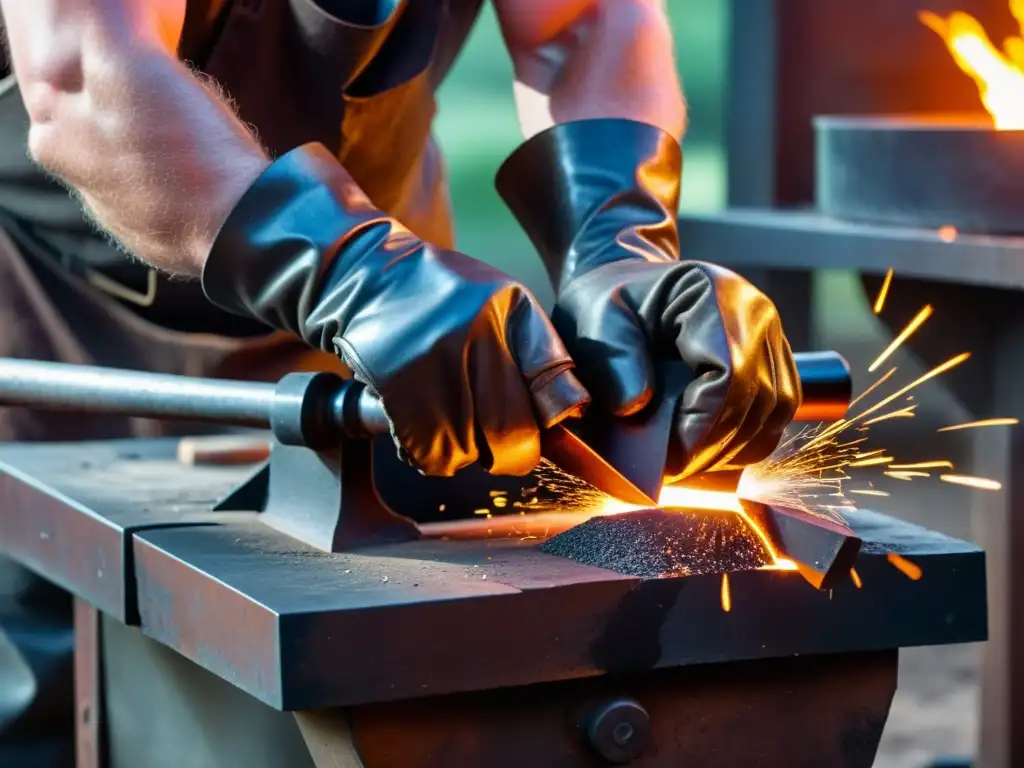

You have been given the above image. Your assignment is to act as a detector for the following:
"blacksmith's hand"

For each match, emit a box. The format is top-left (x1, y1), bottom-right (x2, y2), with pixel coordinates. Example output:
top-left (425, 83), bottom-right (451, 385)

top-left (202, 145), bottom-right (590, 477)
top-left (497, 120), bottom-right (801, 480)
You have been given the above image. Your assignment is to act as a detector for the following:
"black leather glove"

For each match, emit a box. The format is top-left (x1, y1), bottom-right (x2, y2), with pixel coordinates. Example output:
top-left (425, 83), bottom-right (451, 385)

top-left (496, 119), bottom-right (801, 480)
top-left (202, 144), bottom-right (590, 477)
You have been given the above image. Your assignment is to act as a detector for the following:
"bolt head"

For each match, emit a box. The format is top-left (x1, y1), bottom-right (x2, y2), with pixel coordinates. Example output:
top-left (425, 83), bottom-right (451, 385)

top-left (586, 699), bottom-right (650, 764)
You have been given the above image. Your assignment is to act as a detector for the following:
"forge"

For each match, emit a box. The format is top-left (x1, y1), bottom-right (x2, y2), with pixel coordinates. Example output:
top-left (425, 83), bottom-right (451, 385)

top-left (816, 114), bottom-right (1024, 233)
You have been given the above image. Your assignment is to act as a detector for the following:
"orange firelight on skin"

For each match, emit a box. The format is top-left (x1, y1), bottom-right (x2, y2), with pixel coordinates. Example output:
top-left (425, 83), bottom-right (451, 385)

top-left (920, 4), bottom-right (1024, 129)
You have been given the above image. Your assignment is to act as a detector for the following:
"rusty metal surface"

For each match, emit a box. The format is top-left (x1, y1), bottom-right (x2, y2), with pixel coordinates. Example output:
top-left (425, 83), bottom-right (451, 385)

top-left (131, 506), bottom-right (983, 711)
top-left (0, 440), bottom-right (987, 713)
top-left (0, 440), bottom-right (249, 620)
top-left (74, 599), bottom-right (104, 768)
top-left (348, 650), bottom-right (897, 768)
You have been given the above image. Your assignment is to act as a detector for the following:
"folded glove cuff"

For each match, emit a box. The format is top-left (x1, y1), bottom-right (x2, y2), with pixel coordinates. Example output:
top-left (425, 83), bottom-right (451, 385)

top-left (201, 143), bottom-right (383, 347)
top-left (495, 119), bottom-right (683, 292)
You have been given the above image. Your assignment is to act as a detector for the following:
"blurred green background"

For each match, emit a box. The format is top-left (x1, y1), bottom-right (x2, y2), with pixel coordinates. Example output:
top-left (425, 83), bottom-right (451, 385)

top-left (434, 0), bottom-right (726, 307)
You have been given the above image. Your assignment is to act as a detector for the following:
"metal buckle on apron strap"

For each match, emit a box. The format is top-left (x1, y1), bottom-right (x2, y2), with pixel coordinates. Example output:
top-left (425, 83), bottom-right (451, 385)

top-left (59, 253), bottom-right (158, 308)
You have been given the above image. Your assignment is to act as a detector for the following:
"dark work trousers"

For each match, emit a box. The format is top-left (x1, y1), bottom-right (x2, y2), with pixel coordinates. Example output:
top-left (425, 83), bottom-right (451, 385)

top-left (0, 224), bottom-right (344, 767)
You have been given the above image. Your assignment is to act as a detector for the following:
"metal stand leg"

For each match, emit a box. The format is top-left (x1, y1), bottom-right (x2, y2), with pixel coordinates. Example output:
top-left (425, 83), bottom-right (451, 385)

top-left (74, 598), bottom-right (104, 768)
top-left (294, 711), bottom-right (364, 768)
top-left (973, 320), bottom-right (1024, 768)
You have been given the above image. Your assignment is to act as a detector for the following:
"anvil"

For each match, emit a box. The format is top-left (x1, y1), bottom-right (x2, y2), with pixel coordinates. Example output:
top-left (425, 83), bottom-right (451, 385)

top-left (0, 439), bottom-right (987, 767)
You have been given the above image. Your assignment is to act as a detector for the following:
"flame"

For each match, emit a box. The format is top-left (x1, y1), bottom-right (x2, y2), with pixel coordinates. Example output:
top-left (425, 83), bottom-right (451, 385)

top-left (920, 5), bottom-right (1024, 129)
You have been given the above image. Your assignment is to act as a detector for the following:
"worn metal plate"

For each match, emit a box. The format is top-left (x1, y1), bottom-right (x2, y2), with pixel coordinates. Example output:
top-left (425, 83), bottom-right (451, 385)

top-left (0, 440), bottom-right (250, 621)
top-left (133, 508), bottom-right (983, 710)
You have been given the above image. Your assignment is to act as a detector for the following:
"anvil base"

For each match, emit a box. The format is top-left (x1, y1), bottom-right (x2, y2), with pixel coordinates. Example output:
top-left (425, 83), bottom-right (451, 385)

top-left (96, 612), bottom-right (896, 768)
top-left (0, 439), bottom-right (987, 767)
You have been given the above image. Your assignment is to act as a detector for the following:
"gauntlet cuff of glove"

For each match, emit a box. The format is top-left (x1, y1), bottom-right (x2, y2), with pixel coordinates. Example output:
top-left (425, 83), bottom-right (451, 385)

top-left (201, 143), bottom-right (394, 350)
top-left (495, 119), bottom-right (683, 293)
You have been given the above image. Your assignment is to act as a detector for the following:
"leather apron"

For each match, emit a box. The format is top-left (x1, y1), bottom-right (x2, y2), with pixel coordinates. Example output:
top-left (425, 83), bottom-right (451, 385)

top-left (0, 0), bottom-right (485, 436)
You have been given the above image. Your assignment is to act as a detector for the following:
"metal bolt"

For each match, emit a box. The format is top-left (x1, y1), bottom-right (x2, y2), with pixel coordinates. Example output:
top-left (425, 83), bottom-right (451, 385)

top-left (586, 698), bottom-right (650, 764)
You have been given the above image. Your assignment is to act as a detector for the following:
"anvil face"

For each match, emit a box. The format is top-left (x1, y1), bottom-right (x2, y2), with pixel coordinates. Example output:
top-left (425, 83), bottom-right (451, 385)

top-left (539, 507), bottom-right (774, 578)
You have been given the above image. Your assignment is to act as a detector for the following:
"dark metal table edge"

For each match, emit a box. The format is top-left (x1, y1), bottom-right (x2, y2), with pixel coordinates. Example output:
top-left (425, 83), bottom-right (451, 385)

top-left (130, 527), bottom-right (988, 711)
top-left (678, 207), bottom-right (1024, 291)
top-left (0, 459), bottom-right (233, 623)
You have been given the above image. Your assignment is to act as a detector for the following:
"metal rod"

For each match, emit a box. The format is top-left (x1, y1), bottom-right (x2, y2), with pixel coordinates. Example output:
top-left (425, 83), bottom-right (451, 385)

top-left (0, 358), bottom-right (276, 427)
top-left (0, 350), bottom-right (850, 436)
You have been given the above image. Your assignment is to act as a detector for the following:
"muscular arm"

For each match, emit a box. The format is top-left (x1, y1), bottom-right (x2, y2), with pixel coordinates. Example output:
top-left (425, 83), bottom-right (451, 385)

top-left (0, 0), bottom-right (269, 275)
top-left (494, 0), bottom-right (686, 141)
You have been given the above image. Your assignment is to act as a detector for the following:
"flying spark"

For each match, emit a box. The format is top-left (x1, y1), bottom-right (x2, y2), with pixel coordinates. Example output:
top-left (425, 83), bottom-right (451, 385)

top-left (868, 305), bottom-right (932, 372)
top-left (733, 268), bottom-right (1010, 536)
top-left (720, 572), bottom-right (732, 612)
top-left (938, 418), bottom-right (1019, 432)
top-left (873, 268), bottom-right (894, 314)
top-left (887, 553), bottom-right (923, 581)
top-left (940, 474), bottom-right (1002, 491)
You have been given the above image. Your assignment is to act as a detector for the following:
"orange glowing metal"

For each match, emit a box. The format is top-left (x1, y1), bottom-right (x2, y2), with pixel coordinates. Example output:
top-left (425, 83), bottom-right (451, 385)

top-left (873, 268), bottom-right (894, 314)
top-left (938, 417), bottom-right (1020, 431)
top-left (850, 568), bottom-right (863, 589)
top-left (920, 7), bottom-right (1024, 129)
top-left (868, 306), bottom-right (933, 373)
top-left (887, 552), bottom-right (923, 581)
top-left (940, 474), bottom-right (1003, 490)
top-left (720, 573), bottom-right (732, 612)
top-left (596, 484), bottom-right (797, 571)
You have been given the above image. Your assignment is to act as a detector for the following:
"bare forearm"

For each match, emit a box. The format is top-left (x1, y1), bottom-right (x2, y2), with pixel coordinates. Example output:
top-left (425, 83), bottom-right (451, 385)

top-left (2, 2), bottom-right (268, 276)
top-left (499, 0), bottom-right (686, 140)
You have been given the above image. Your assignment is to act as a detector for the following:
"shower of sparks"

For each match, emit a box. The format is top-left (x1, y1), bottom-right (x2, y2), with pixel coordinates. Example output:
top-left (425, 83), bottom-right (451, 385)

top-left (868, 305), bottom-right (933, 372)
top-left (938, 417), bottom-right (1019, 432)
top-left (454, 268), bottom-right (1012, 609)
top-left (732, 268), bottom-right (1011, 529)
top-left (720, 573), bottom-right (732, 612)
top-left (940, 474), bottom-right (1002, 491)
top-left (873, 268), bottom-right (894, 313)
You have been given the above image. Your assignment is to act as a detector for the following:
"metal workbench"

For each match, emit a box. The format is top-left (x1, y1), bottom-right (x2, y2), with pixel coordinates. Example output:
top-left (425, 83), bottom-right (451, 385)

top-left (0, 437), bottom-right (988, 766)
